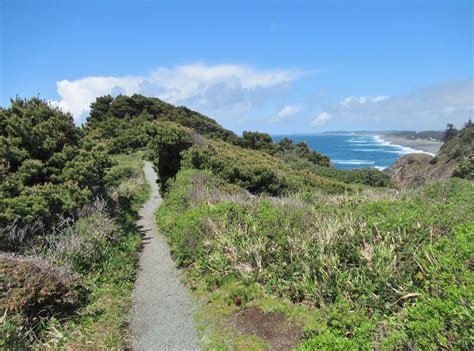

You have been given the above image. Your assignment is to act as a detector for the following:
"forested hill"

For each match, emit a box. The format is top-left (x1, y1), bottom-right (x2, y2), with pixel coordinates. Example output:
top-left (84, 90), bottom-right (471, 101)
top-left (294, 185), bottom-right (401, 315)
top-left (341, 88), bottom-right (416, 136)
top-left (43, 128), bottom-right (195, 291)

top-left (84, 94), bottom-right (239, 152)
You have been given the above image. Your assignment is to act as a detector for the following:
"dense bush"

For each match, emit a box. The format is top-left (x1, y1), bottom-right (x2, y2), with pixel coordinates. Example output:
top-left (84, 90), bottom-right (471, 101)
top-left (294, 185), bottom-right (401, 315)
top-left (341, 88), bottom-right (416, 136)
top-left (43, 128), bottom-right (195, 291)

top-left (275, 137), bottom-right (331, 168)
top-left (238, 133), bottom-right (332, 169)
top-left (156, 170), bottom-right (474, 349)
top-left (147, 122), bottom-right (196, 188)
top-left (239, 131), bottom-right (278, 154)
top-left (182, 142), bottom-right (287, 195)
top-left (0, 98), bottom-right (81, 170)
top-left (0, 98), bottom-right (112, 248)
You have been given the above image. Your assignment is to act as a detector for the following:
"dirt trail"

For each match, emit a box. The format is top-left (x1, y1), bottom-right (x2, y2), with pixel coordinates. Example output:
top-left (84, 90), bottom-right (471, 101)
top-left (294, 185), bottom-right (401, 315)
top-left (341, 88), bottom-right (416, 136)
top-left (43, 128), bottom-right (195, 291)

top-left (131, 161), bottom-right (198, 351)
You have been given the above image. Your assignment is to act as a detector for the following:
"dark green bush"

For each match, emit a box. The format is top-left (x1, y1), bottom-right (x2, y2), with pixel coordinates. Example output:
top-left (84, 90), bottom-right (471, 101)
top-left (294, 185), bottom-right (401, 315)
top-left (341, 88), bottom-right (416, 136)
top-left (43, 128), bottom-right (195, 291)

top-left (239, 131), bottom-right (278, 154)
top-left (147, 121), bottom-right (195, 188)
top-left (0, 98), bottom-right (113, 247)
top-left (0, 98), bottom-right (81, 171)
top-left (275, 137), bottom-right (331, 168)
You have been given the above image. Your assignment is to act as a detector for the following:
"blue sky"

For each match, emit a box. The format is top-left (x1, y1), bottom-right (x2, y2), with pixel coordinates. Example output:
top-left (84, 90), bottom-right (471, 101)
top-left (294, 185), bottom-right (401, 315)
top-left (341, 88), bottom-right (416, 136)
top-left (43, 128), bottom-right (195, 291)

top-left (1, 0), bottom-right (473, 133)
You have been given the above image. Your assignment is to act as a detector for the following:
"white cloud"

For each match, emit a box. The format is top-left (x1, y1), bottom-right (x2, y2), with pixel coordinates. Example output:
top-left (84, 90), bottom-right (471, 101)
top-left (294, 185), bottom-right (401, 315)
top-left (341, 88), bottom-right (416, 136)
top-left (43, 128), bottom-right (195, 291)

top-left (319, 80), bottom-right (473, 130)
top-left (50, 64), bottom-right (306, 124)
top-left (50, 76), bottom-right (143, 120)
top-left (341, 95), bottom-right (389, 106)
top-left (311, 112), bottom-right (332, 126)
top-left (275, 105), bottom-right (300, 121)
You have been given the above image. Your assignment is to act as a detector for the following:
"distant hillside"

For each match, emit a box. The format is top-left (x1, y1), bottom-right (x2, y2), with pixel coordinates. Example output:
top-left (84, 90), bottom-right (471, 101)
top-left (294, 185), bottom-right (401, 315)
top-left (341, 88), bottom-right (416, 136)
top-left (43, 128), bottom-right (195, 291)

top-left (84, 94), bottom-right (239, 152)
top-left (387, 130), bottom-right (444, 141)
top-left (386, 122), bottom-right (474, 187)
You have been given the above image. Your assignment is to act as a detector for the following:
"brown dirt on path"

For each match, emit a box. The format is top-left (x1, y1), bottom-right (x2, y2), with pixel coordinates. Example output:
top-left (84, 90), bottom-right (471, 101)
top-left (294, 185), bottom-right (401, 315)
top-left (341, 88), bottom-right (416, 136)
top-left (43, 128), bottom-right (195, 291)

top-left (231, 306), bottom-right (302, 350)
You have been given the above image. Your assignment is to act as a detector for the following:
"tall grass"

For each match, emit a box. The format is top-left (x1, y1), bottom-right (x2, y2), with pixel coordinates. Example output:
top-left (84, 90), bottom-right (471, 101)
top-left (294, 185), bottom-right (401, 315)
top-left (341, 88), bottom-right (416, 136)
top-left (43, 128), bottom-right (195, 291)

top-left (156, 169), bottom-right (474, 349)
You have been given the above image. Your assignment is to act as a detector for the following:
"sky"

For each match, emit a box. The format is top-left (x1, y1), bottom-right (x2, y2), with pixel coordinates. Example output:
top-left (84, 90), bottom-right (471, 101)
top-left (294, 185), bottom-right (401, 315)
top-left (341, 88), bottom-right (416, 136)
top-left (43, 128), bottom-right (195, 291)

top-left (1, 0), bottom-right (473, 134)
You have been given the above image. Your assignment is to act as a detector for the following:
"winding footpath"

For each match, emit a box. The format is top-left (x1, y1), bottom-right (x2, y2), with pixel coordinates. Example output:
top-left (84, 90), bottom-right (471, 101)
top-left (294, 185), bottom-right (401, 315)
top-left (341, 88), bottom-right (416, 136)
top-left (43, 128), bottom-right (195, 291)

top-left (131, 162), bottom-right (198, 351)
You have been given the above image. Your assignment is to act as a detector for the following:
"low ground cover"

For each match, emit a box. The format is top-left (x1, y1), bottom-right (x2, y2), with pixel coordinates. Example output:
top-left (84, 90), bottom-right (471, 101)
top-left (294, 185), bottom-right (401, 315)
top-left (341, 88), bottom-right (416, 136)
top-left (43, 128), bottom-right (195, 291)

top-left (156, 170), bottom-right (473, 349)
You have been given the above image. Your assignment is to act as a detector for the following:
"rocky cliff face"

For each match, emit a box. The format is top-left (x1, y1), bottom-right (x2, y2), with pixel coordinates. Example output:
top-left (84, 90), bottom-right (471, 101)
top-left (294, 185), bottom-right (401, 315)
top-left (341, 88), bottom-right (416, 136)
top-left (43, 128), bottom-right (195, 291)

top-left (384, 153), bottom-right (458, 188)
top-left (385, 123), bottom-right (473, 188)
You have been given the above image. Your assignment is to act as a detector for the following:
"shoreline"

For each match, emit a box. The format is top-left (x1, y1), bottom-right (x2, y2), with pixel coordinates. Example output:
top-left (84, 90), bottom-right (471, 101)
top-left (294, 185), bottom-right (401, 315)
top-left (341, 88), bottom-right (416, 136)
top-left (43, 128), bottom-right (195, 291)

top-left (378, 134), bottom-right (442, 155)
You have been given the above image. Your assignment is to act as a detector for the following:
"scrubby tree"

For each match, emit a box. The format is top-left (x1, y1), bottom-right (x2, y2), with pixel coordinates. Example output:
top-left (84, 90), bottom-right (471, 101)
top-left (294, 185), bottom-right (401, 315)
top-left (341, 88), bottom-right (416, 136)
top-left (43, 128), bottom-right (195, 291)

top-left (240, 131), bottom-right (277, 154)
top-left (443, 123), bottom-right (458, 142)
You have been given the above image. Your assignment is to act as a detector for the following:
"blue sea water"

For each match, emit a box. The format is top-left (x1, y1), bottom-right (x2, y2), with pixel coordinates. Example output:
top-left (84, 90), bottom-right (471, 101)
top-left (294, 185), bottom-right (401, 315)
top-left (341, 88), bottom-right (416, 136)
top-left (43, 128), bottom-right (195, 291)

top-left (272, 134), bottom-right (432, 170)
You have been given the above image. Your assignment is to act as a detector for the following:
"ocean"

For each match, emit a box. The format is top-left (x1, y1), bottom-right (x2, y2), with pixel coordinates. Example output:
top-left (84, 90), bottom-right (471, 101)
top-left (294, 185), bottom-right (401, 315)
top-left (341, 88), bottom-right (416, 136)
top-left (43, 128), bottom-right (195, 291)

top-left (272, 134), bottom-right (432, 170)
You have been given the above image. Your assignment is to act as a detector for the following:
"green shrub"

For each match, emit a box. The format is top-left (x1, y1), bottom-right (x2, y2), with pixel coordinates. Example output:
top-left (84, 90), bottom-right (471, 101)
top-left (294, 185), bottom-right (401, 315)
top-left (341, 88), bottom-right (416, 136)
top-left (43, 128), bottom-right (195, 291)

top-left (60, 149), bottom-right (113, 193)
top-left (0, 98), bottom-right (112, 246)
top-left (239, 131), bottom-right (278, 155)
top-left (0, 97), bottom-right (80, 171)
top-left (275, 137), bottom-right (331, 168)
top-left (453, 155), bottom-right (474, 180)
top-left (0, 180), bottom-right (90, 225)
top-left (147, 121), bottom-right (195, 188)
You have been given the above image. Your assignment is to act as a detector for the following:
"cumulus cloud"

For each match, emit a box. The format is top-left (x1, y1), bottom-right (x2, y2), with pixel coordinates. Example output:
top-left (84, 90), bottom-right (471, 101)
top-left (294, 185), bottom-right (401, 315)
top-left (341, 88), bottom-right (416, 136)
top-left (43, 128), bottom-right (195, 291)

top-left (275, 105), bottom-right (300, 121)
top-left (50, 76), bottom-right (143, 119)
top-left (311, 112), bottom-right (332, 126)
top-left (315, 80), bottom-right (473, 130)
top-left (50, 64), bottom-right (306, 123)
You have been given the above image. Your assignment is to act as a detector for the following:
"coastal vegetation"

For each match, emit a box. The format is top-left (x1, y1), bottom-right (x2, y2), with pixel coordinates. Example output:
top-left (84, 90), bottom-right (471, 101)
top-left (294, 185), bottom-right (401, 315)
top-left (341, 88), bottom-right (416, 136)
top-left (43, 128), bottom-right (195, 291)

top-left (1, 98), bottom-right (149, 349)
top-left (157, 170), bottom-right (473, 349)
top-left (1, 95), bottom-right (472, 349)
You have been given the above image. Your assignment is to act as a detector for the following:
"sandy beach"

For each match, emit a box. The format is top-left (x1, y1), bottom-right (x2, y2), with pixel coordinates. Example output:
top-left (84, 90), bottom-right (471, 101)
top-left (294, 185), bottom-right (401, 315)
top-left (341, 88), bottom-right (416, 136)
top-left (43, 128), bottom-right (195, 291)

top-left (381, 134), bottom-right (443, 155)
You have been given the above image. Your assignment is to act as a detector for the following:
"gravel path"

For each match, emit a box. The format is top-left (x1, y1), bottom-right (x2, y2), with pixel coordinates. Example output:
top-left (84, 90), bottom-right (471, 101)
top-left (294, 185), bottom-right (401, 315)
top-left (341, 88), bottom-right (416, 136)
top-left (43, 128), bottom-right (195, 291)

top-left (131, 162), bottom-right (198, 351)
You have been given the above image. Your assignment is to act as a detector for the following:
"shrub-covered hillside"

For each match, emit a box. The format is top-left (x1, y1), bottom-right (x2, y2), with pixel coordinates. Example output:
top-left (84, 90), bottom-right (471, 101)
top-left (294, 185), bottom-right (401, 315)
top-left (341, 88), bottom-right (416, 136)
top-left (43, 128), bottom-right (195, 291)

top-left (1, 98), bottom-right (150, 349)
top-left (145, 122), bottom-right (390, 193)
top-left (83, 94), bottom-right (390, 188)
top-left (84, 94), bottom-right (239, 153)
top-left (142, 102), bottom-right (472, 348)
